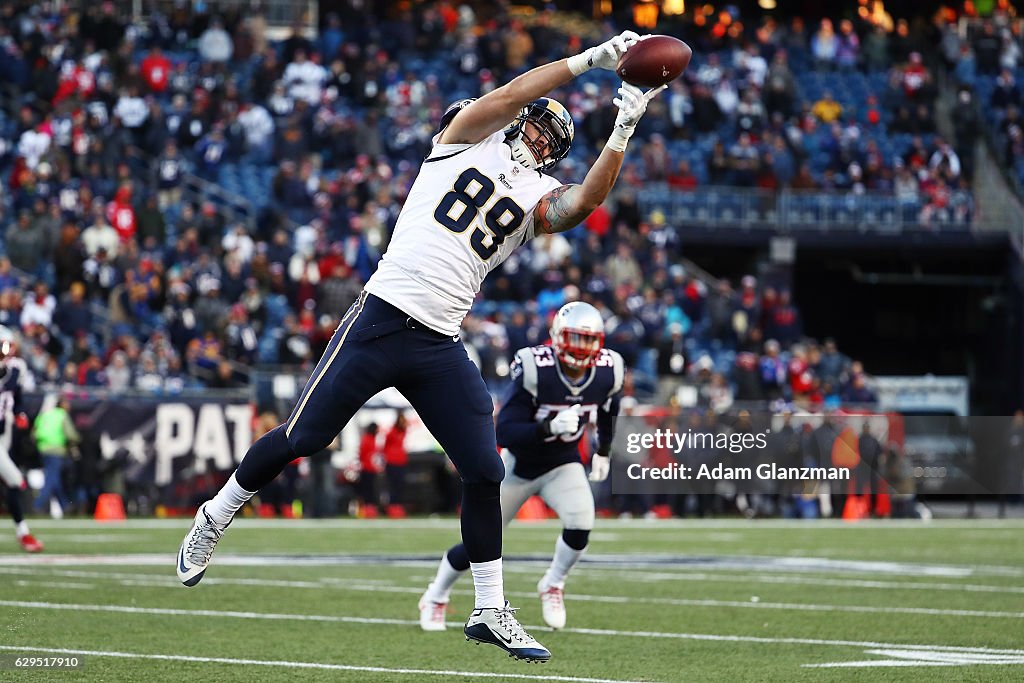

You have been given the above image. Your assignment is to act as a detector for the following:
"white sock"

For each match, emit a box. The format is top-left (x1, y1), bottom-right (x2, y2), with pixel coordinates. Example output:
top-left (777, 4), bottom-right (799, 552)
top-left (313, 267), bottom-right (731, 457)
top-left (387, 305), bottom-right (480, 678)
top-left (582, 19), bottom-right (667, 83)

top-left (15, 521), bottom-right (29, 538)
top-left (470, 558), bottom-right (505, 610)
top-left (206, 473), bottom-right (255, 525)
top-left (541, 535), bottom-right (587, 589)
top-left (426, 554), bottom-right (465, 603)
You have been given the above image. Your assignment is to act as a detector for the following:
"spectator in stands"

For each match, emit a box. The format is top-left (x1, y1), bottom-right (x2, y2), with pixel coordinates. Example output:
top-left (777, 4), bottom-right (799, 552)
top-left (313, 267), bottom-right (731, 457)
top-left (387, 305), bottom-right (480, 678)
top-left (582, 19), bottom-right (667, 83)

top-left (728, 133), bottom-right (759, 187)
top-left (835, 19), bottom-right (860, 71)
top-left (5, 211), bottom-right (45, 276)
top-left (689, 84), bottom-right (722, 134)
top-left (198, 17), bottom-right (233, 63)
top-left (605, 242), bottom-right (642, 290)
top-left (667, 160), bottom-right (699, 190)
top-left (991, 68), bottom-right (1022, 110)
top-left (54, 282), bottom-right (93, 339)
top-left (20, 283), bottom-right (57, 332)
top-left (811, 19), bottom-right (839, 71)
top-left (283, 49), bottom-right (326, 105)
top-left (812, 91), bottom-right (843, 123)
top-left (973, 21), bottom-right (1003, 76)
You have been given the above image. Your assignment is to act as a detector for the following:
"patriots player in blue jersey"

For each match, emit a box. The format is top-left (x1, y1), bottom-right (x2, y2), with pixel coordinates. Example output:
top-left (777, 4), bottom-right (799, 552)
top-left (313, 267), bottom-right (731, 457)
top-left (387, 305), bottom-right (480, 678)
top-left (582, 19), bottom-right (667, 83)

top-left (0, 327), bottom-right (43, 553)
top-left (177, 30), bottom-right (663, 663)
top-left (420, 301), bottom-right (622, 631)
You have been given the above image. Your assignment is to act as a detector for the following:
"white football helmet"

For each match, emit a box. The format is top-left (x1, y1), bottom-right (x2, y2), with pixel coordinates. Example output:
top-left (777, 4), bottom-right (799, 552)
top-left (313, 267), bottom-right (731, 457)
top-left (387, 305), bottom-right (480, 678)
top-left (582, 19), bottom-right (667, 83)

top-left (0, 325), bottom-right (16, 361)
top-left (550, 302), bottom-right (605, 370)
top-left (504, 97), bottom-right (574, 171)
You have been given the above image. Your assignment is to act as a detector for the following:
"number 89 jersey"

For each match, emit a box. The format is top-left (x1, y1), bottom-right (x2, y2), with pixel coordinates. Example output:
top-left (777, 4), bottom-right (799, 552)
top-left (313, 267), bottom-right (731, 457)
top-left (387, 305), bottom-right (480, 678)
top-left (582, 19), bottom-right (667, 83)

top-left (365, 131), bottom-right (562, 337)
top-left (497, 345), bottom-right (625, 480)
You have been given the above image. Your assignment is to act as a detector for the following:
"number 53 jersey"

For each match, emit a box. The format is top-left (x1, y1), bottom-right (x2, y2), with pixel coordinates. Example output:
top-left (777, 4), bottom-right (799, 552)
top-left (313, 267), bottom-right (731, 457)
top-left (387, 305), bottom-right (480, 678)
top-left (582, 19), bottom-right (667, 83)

top-left (365, 131), bottom-right (562, 336)
top-left (497, 345), bottom-right (624, 480)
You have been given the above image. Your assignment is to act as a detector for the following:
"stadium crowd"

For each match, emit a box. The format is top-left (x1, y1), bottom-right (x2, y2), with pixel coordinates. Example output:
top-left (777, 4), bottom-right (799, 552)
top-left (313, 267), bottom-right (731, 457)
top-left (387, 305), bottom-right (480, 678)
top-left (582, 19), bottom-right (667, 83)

top-left (0, 0), bottom-right (1010, 413)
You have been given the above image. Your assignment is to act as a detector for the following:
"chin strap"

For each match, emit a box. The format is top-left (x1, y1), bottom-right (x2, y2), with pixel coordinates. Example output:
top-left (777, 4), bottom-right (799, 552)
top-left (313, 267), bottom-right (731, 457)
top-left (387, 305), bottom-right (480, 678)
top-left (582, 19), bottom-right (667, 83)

top-left (507, 137), bottom-right (540, 171)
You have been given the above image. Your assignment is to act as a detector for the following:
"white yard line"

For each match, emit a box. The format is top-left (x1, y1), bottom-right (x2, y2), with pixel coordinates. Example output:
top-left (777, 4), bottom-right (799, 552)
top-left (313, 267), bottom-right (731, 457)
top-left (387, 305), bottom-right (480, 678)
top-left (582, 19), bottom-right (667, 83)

top-left (0, 645), bottom-right (651, 683)
top-left (3, 551), bottom-right (1022, 579)
top-left (5, 600), bottom-right (1024, 653)
top-left (4, 568), bottom-right (1022, 618)
top-left (591, 570), bottom-right (1024, 595)
top-left (12, 579), bottom-right (95, 590)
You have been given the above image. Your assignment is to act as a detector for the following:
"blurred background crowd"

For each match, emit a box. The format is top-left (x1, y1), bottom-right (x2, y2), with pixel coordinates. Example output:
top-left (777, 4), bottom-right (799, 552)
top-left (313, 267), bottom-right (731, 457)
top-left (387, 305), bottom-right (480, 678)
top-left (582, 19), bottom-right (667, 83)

top-left (1, 0), bottom-right (1020, 520)
top-left (9, 1), bottom-right (1011, 408)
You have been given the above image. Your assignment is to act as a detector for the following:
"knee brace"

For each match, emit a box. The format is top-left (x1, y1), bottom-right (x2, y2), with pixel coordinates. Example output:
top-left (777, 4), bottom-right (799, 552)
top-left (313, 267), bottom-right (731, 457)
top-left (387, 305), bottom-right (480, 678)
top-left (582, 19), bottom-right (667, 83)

top-left (562, 528), bottom-right (590, 551)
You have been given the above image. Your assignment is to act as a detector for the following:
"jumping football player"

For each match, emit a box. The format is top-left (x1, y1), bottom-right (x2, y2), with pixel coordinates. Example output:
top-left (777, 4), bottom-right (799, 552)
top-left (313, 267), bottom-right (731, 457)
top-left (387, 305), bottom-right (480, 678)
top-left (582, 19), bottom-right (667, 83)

top-left (0, 327), bottom-right (43, 553)
top-left (177, 31), bottom-right (663, 663)
top-left (419, 301), bottom-right (621, 631)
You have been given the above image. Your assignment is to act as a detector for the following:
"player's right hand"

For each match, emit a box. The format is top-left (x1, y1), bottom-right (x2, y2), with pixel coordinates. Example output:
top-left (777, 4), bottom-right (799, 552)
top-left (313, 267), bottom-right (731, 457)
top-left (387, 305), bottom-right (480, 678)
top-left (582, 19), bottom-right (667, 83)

top-left (547, 406), bottom-right (581, 436)
top-left (569, 31), bottom-right (640, 74)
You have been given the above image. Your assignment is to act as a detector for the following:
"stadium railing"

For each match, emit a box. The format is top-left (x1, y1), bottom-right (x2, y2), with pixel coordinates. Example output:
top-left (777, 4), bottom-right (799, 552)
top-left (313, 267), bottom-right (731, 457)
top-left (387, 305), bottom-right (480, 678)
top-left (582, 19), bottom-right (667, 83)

top-left (637, 185), bottom-right (972, 233)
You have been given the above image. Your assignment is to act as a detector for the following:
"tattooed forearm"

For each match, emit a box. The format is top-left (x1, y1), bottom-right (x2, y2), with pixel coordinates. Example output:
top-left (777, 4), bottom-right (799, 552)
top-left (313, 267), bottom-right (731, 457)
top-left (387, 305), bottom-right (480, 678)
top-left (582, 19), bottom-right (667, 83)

top-left (534, 184), bottom-right (592, 234)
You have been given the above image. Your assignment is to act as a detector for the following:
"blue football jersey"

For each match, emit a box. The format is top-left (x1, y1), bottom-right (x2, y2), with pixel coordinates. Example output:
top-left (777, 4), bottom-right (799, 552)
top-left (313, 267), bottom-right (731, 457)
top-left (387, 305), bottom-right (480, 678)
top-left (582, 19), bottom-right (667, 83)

top-left (496, 345), bottom-right (624, 480)
top-left (0, 358), bottom-right (31, 450)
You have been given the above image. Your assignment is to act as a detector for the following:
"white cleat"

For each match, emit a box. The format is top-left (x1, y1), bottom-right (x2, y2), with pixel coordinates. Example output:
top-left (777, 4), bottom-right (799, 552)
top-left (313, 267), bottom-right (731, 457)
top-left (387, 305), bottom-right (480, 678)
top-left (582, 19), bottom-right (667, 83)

top-left (464, 601), bottom-right (551, 662)
top-left (176, 502), bottom-right (229, 586)
top-left (418, 593), bottom-right (448, 631)
top-left (538, 580), bottom-right (567, 629)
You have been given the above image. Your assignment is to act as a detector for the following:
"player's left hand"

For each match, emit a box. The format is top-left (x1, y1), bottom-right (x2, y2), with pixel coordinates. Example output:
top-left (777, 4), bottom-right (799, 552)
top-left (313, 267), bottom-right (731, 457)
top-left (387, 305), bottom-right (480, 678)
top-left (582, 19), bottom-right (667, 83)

top-left (589, 454), bottom-right (610, 482)
top-left (14, 412), bottom-right (29, 430)
top-left (569, 30), bottom-right (641, 75)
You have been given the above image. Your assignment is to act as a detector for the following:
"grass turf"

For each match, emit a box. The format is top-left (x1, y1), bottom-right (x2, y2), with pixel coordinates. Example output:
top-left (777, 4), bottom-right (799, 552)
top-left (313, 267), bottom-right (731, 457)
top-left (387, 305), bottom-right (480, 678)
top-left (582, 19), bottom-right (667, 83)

top-left (1, 517), bottom-right (1023, 682)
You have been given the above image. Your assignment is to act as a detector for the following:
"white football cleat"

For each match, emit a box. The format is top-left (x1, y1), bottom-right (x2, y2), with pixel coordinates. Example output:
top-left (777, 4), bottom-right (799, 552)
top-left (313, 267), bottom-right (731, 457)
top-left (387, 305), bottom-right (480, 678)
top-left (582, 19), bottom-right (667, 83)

top-left (538, 580), bottom-right (567, 629)
top-left (464, 601), bottom-right (551, 662)
top-left (176, 502), bottom-right (229, 587)
top-left (418, 592), bottom-right (448, 631)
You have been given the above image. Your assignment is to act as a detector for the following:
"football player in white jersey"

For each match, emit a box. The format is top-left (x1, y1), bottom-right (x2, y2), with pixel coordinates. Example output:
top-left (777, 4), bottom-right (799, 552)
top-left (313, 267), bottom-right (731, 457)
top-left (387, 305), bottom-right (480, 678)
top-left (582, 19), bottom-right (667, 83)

top-left (0, 327), bottom-right (43, 552)
top-left (177, 30), bottom-right (663, 663)
top-left (420, 302), bottom-right (622, 631)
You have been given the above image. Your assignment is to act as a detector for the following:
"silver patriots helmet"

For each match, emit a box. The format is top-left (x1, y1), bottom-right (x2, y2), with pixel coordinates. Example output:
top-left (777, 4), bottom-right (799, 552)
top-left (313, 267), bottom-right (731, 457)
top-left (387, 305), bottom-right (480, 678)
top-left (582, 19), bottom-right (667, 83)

top-left (504, 97), bottom-right (574, 172)
top-left (550, 301), bottom-right (605, 370)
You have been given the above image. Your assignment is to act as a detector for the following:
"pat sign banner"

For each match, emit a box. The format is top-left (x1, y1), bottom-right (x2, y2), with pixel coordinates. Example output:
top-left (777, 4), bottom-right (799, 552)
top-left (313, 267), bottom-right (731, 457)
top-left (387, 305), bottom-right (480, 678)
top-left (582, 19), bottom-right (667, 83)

top-left (24, 393), bottom-right (254, 487)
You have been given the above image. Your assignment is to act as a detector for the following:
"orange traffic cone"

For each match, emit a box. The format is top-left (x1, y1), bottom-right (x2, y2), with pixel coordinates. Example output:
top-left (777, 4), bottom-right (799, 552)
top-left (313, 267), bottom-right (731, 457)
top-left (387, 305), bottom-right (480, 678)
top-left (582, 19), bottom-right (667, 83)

top-left (515, 495), bottom-right (549, 522)
top-left (94, 493), bottom-right (126, 522)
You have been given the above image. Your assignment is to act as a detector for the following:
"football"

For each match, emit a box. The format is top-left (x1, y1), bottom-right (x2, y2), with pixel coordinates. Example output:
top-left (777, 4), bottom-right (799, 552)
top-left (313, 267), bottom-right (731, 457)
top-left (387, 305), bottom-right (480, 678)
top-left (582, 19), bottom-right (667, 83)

top-left (616, 35), bottom-right (692, 89)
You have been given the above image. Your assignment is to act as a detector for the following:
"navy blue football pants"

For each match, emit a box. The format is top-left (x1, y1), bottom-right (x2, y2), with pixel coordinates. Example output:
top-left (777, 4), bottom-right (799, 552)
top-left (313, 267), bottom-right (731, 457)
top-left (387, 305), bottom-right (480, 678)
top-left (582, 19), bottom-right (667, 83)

top-left (236, 292), bottom-right (505, 562)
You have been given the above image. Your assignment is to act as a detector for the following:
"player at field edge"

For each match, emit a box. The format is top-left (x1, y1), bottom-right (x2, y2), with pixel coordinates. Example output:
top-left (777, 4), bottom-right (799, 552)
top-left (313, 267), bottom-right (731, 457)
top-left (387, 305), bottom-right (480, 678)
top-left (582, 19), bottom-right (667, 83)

top-left (0, 326), bottom-right (44, 553)
top-left (176, 30), bottom-right (665, 663)
top-left (420, 301), bottom-right (622, 632)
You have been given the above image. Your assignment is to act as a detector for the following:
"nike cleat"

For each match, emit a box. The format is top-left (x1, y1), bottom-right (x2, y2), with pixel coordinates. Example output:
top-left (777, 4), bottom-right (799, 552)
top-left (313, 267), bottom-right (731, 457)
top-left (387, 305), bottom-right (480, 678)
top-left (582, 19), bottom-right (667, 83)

top-left (18, 533), bottom-right (43, 553)
top-left (418, 593), bottom-right (448, 631)
top-left (538, 580), bottom-right (567, 629)
top-left (464, 601), bottom-right (550, 663)
top-left (176, 502), bottom-right (229, 586)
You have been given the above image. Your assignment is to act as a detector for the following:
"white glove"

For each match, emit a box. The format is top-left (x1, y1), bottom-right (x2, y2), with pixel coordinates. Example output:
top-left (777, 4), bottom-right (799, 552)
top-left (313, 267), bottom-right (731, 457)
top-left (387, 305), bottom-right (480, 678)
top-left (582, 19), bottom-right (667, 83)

top-left (547, 405), bottom-right (581, 436)
top-left (589, 454), bottom-right (610, 482)
top-left (567, 30), bottom-right (641, 76)
top-left (606, 82), bottom-right (667, 152)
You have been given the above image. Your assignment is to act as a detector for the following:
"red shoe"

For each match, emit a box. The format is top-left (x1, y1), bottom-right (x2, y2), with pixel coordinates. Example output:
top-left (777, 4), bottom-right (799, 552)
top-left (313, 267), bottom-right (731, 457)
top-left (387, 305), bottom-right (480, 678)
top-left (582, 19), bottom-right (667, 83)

top-left (19, 534), bottom-right (44, 553)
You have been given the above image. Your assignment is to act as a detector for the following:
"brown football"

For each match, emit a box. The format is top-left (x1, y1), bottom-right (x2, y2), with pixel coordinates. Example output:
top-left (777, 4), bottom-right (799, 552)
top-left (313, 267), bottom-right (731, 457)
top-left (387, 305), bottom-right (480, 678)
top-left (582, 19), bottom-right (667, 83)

top-left (615, 36), bottom-right (692, 89)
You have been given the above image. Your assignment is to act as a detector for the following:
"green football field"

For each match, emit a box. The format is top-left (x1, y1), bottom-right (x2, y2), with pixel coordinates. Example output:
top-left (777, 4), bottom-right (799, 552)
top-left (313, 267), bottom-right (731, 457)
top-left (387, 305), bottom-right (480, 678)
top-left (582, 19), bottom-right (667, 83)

top-left (1, 517), bottom-right (1023, 682)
